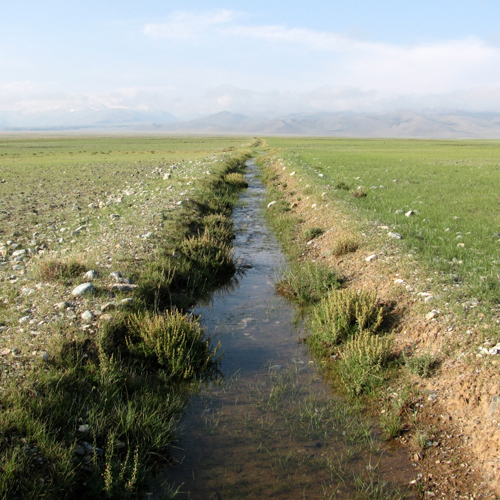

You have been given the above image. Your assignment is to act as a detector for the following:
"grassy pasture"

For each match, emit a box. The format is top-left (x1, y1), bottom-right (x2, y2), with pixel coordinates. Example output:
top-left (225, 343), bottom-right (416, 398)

top-left (265, 137), bottom-right (500, 307)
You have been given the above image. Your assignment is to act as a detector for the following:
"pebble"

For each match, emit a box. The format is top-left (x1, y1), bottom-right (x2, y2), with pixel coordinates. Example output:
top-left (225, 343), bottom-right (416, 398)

top-left (426, 310), bottom-right (438, 320)
top-left (109, 271), bottom-right (122, 281)
top-left (72, 283), bottom-right (95, 296)
top-left (405, 210), bottom-right (414, 217)
top-left (78, 425), bottom-right (90, 433)
top-left (18, 316), bottom-right (30, 324)
top-left (81, 310), bottom-right (93, 322)
top-left (365, 254), bottom-right (377, 262)
top-left (388, 232), bottom-right (402, 239)
top-left (0, 348), bottom-right (11, 356)
top-left (84, 270), bottom-right (99, 280)
top-left (101, 302), bottom-right (117, 312)
top-left (395, 210), bottom-right (404, 214)
top-left (12, 249), bottom-right (27, 257)
top-left (99, 314), bottom-right (113, 322)
top-left (40, 351), bottom-right (50, 361)
top-left (56, 301), bottom-right (71, 310)
top-left (120, 298), bottom-right (134, 306)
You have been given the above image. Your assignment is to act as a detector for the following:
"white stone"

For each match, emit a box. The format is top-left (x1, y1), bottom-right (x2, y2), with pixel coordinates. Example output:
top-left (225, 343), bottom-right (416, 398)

top-left (72, 283), bottom-right (95, 296)
top-left (81, 310), bottom-right (93, 322)
top-left (365, 254), bottom-right (377, 262)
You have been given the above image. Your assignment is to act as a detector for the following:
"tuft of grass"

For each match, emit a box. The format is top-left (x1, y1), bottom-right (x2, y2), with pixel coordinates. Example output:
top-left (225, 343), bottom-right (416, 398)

top-left (224, 172), bottom-right (248, 188)
top-left (32, 257), bottom-right (86, 282)
top-left (276, 261), bottom-right (340, 306)
top-left (124, 310), bottom-right (222, 381)
top-left (304, 227), bottom-right (324, 241)
top-left (403, 351), bottom-right (439, 378)
top-left (331, 233), bottom-right (360, 257)
top-left (308, 289), bottom-right (384, 348)
top-left (335, 181), bottom-right (351, 190)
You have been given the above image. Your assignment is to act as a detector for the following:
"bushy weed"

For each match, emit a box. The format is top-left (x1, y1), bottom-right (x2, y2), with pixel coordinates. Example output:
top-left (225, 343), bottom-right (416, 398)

top-left (338, 331), bottom-right (394, 396)
top-left (308, 289), bottom-right (383, 348)
top-left (125, 310), bottom-right (221, 381)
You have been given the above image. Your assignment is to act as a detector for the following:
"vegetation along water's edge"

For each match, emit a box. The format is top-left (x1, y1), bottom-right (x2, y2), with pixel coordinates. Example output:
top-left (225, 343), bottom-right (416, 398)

top-left (257, 138), bottom-right (500, 499)
top-left (0, 136), bottom-right (252, 499)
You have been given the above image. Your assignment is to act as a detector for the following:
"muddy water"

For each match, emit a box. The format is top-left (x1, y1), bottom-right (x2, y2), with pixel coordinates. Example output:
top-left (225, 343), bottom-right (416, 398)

top-left (165, 159), bottom-right (416, 499)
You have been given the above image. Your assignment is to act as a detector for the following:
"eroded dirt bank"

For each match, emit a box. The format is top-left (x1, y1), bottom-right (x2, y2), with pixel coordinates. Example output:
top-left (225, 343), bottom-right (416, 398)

top-left (260, 152), bottom-right (500, 499)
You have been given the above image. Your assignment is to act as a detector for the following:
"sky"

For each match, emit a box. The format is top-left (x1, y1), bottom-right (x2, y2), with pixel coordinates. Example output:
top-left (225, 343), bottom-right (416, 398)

top-left (2, 0), bottom-right (500, 120)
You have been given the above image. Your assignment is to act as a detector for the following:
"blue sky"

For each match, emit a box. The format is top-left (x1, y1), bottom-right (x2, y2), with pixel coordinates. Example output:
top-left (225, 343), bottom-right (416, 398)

top-left (2, 0), bottom-right (500, 119)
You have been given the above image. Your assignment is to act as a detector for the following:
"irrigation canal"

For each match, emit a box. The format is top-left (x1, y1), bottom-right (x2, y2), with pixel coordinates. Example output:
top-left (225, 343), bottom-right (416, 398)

top-left (165, 159), bottom-right (416, 499)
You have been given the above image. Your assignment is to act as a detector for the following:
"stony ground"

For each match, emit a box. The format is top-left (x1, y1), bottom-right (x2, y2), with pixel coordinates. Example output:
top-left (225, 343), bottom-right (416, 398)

top-left (0, 149), bottom-right (231, 389)
top-left (265, 154), bottom-right (500, 499)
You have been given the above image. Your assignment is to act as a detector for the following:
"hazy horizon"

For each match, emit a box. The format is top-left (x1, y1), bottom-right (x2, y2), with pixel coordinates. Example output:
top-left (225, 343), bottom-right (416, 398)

top-left (3, 1), bottom-right (500, 123)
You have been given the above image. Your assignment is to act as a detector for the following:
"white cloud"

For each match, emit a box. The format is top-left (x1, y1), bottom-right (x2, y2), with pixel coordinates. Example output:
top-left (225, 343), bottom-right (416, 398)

top-left (143, 10), bottom-right (239, 41)
top-left (142, 11), bottom-right (500, 98)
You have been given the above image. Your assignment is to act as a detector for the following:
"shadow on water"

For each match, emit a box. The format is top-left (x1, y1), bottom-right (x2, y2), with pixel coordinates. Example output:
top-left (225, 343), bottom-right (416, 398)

top-left (165, 159), bottom-right (417, 499)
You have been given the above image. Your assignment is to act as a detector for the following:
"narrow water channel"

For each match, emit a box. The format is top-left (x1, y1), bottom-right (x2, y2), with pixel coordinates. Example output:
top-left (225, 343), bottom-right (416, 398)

top-left (165, 159), bottom-right (416, 499)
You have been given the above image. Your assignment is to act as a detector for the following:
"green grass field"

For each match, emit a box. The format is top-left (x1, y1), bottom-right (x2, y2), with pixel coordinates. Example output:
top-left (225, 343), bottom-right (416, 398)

top-left (265, 137), bottom-right (500, 307)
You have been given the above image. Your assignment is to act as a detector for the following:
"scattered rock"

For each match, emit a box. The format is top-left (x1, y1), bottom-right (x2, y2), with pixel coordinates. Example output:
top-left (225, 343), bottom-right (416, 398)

top-left (56, 301), bottom-right (71, 310)
top-left (405, 210), bottom-right (414, 217)
top-left (426, 310), bottom-right (439, 320)
top-left (99, 314), bottom-right (113, 322)
top-left (78, 424), bottom-right (90, 433)
top-left (72, 283), bottom-right (95, 296)
top-left (120, 298), bottom-right (134, 307)
top-left (40, 351), bottom-right (50, 361)
top-left (84, 270), bottom-right (99, 280)
top-left (488, 396), bottom-right (500, 419)
top-left (0, 348), bottom-right (11, 356)
top-left (365, 254), bottom-right (377, 262)
top-left (388, 232), bottom-right (402, 239)
top-left (18, 316), bottom-right (30, 324)
top-left (81, 310), bottom-right (93, 322)
top-left (109, 271), bottom-right (122, 281)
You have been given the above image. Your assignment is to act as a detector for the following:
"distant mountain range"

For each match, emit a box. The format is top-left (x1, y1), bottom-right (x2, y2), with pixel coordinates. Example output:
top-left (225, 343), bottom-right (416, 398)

top-left (3, 108), bottom-right (500, 138)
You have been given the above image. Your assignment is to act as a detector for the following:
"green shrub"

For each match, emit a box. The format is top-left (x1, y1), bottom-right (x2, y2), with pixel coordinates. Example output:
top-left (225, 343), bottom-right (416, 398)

top-left (125, 310), bottom-right (221, 381)
top-left (338, 330), bottom-right (393, 396)
top-left (308, 289), bottom-right (383, 349)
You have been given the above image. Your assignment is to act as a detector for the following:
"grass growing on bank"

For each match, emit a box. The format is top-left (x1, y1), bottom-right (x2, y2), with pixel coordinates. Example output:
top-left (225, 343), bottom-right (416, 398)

top-left (0, 142), bottom-right (251, 499)
top-left (257, 152), bottom-right (407, 426)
